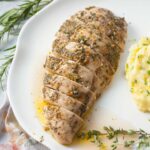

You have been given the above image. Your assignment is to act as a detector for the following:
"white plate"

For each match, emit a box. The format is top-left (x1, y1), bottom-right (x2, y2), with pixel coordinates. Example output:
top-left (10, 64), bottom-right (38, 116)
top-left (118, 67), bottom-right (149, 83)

top-left (7, 0), bottom-right (150, 149)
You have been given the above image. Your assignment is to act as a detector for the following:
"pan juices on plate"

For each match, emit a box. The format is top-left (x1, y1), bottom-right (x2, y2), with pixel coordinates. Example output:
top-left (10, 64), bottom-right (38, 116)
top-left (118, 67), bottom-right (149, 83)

top-left (35, 6), bottom-right (127, 145)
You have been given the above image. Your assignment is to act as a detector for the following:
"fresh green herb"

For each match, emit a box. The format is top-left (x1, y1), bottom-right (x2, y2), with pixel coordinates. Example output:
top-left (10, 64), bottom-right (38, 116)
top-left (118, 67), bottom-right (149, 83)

top-left (72, 88), bottom-right (80, 97)
top-left (0, 0), bottom-right (53, 87)
top-left (130, 88), bottom-right (134, 93)
top-left (147, 70), bottom-right (150, 75)
top-left (78, 127), bottom-right (150, 150)
top-left (0, 0), bottom-right (53, 40)
top-left (134, 79), bottom-right (137, 84)
top-left (124, 140), bottom-right (135, 147)
top-left (0, 45), bottom-right (16, 88)
top-left (78, 35), bottom-right (87, 44)
top-left (147, 57), bottom-right (150, 64)
top-left (125, 64), bottom-right (128, 70)
top-left (138, 55), bottom-right (143, 59)
top-left (144, 79), bottom-right (147, 85)
top-left (146, 90), bottom-right (150, 95)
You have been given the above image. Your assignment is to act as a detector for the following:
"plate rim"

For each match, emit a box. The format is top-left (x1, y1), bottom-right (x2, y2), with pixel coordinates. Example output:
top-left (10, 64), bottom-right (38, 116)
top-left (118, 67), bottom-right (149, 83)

top-left (6, 0), bottom-right (150, 149)
top-left (7, 0), bottom-right (60, 149)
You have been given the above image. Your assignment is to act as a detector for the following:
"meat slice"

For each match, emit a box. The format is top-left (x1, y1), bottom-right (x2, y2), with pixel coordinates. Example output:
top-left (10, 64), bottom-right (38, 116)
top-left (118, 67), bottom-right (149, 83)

top-left (71, 6), bottom-right (127, 50)
top-left (58, 6), bottom-right (125, 39)
top-left (52, 42), bottom-right (114, 74)
top-left (53, 6), bottom-right (127, 69)
top-left (43, 103), bottom-right (84, 145)
top-left (43, 73), bottom-right (96, 107)
top-left (54, 26), bottom-right (120, 70)
top-left (43, 87), bottom-right (87, 116)
top-left (40, 6), bottom-right (127, 145)
top-left (70, 26), bottom-right (120, 70)
top-left (51, 46), bottom-right (113, 94)
top-left (82, 6), bottom-right (127, 49)
top-left (44, 55), bottom-right (101, 95)
top-left (52, 42), bottom-right (102, 71)
top-left (44, 55), bottom-right (94, 89)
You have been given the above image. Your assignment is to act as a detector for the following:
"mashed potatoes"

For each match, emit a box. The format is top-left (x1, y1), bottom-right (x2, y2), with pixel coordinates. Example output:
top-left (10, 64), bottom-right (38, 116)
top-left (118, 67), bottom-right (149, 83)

top-left (125, 37), bottom-right (150, 112)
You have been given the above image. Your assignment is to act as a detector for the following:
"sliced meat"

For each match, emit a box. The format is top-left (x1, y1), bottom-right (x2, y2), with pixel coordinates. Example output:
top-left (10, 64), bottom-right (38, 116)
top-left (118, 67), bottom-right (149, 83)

top-left (52, 42), bottom-right (114, 73)
top-left (70, 26), bottom-right (120, 70)
top-left (44, 55), bottom-right (101, 96)
top-left (57, 17), bottom-right (84, 36)
top-left (55, 21), bottom-right (120, 69)
top-left (50, 48), bottom-right (113, 94)
top-left (43, 103), bottom-right (84, 145)
top-left (43, 73), bottom-right (96, 107)
top-left (44, 55), bottom-right (95, 89)
top-left (58, 6), bottom-right (127, 46)
top-left (43, 87), bottom-right (87, 116)
top-left (54, 26), bottom-right (120, 70)
top-left (72, 6), bottom-right (127, 50)
top-left (52, 42), bottom-right (101, 71)
top-left (41, 6), bottom-right (127, 145)
top-left (53, 6), bottom-right (127, 69)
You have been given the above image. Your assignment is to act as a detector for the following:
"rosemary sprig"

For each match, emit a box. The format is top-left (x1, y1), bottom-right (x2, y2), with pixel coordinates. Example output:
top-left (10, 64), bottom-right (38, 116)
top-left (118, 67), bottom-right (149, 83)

top-left (0, 45), bottom-right (16, 86)
top-left (78, 127), bottom-right (150, 150)
top-left (0, 0), bottom-right (53, 86)
top-left (0, 0), bottom-right (53, 40)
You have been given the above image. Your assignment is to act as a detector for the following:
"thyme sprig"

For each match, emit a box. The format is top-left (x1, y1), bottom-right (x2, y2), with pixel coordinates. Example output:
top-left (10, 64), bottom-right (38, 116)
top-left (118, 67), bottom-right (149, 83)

top-left (78, 127), bottom-right (150, 150)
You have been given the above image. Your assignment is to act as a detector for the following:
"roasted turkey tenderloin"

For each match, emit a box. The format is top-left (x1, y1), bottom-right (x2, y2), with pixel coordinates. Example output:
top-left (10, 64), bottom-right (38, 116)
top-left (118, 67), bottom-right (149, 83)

top-left (39, 6), bottom-right (127, 145)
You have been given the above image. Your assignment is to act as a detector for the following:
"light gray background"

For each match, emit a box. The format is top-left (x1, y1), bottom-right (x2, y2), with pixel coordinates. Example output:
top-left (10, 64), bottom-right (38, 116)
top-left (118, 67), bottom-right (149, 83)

top-left (0, 1), bottom-right (21, 108)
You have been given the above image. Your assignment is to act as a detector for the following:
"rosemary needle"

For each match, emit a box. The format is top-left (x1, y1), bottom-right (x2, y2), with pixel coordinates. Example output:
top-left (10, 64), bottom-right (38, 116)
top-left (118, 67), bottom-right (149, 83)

top-left (0, 0), bottom-right (53, 87)
top-left (0, 45), bottom-right (15, 86)
top-left (0, 0), bottom-right (53, 40)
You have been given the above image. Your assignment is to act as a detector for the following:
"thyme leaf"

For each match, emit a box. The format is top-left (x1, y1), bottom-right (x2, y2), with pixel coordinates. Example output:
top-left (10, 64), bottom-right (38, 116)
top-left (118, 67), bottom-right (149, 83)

top-left (78, 127), bottom-right (150, 150)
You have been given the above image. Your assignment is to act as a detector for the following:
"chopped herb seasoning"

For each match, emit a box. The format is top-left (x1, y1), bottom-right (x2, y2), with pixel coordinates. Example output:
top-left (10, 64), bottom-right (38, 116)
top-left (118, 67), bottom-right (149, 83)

top-left (144, 79), bottom-right (147, 85)
top-left (130, 88), bottom-right (134, 93)
top-left (147, 57), bottom-right (150, 64)
top-left (125, 37), bottom-right (150, 111)
top-left (134, 79), bottom-right (137, 83)
top-left (72, 88), bottom-right (80, 97)
top-left (146, 90), bottom-right (150, 95)
top-left (39, 136), bottom-right (44, 142)
top-left (138, 55), bottom-right (143, 59)
top-left (147, 70), bottom-right (150, 75)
